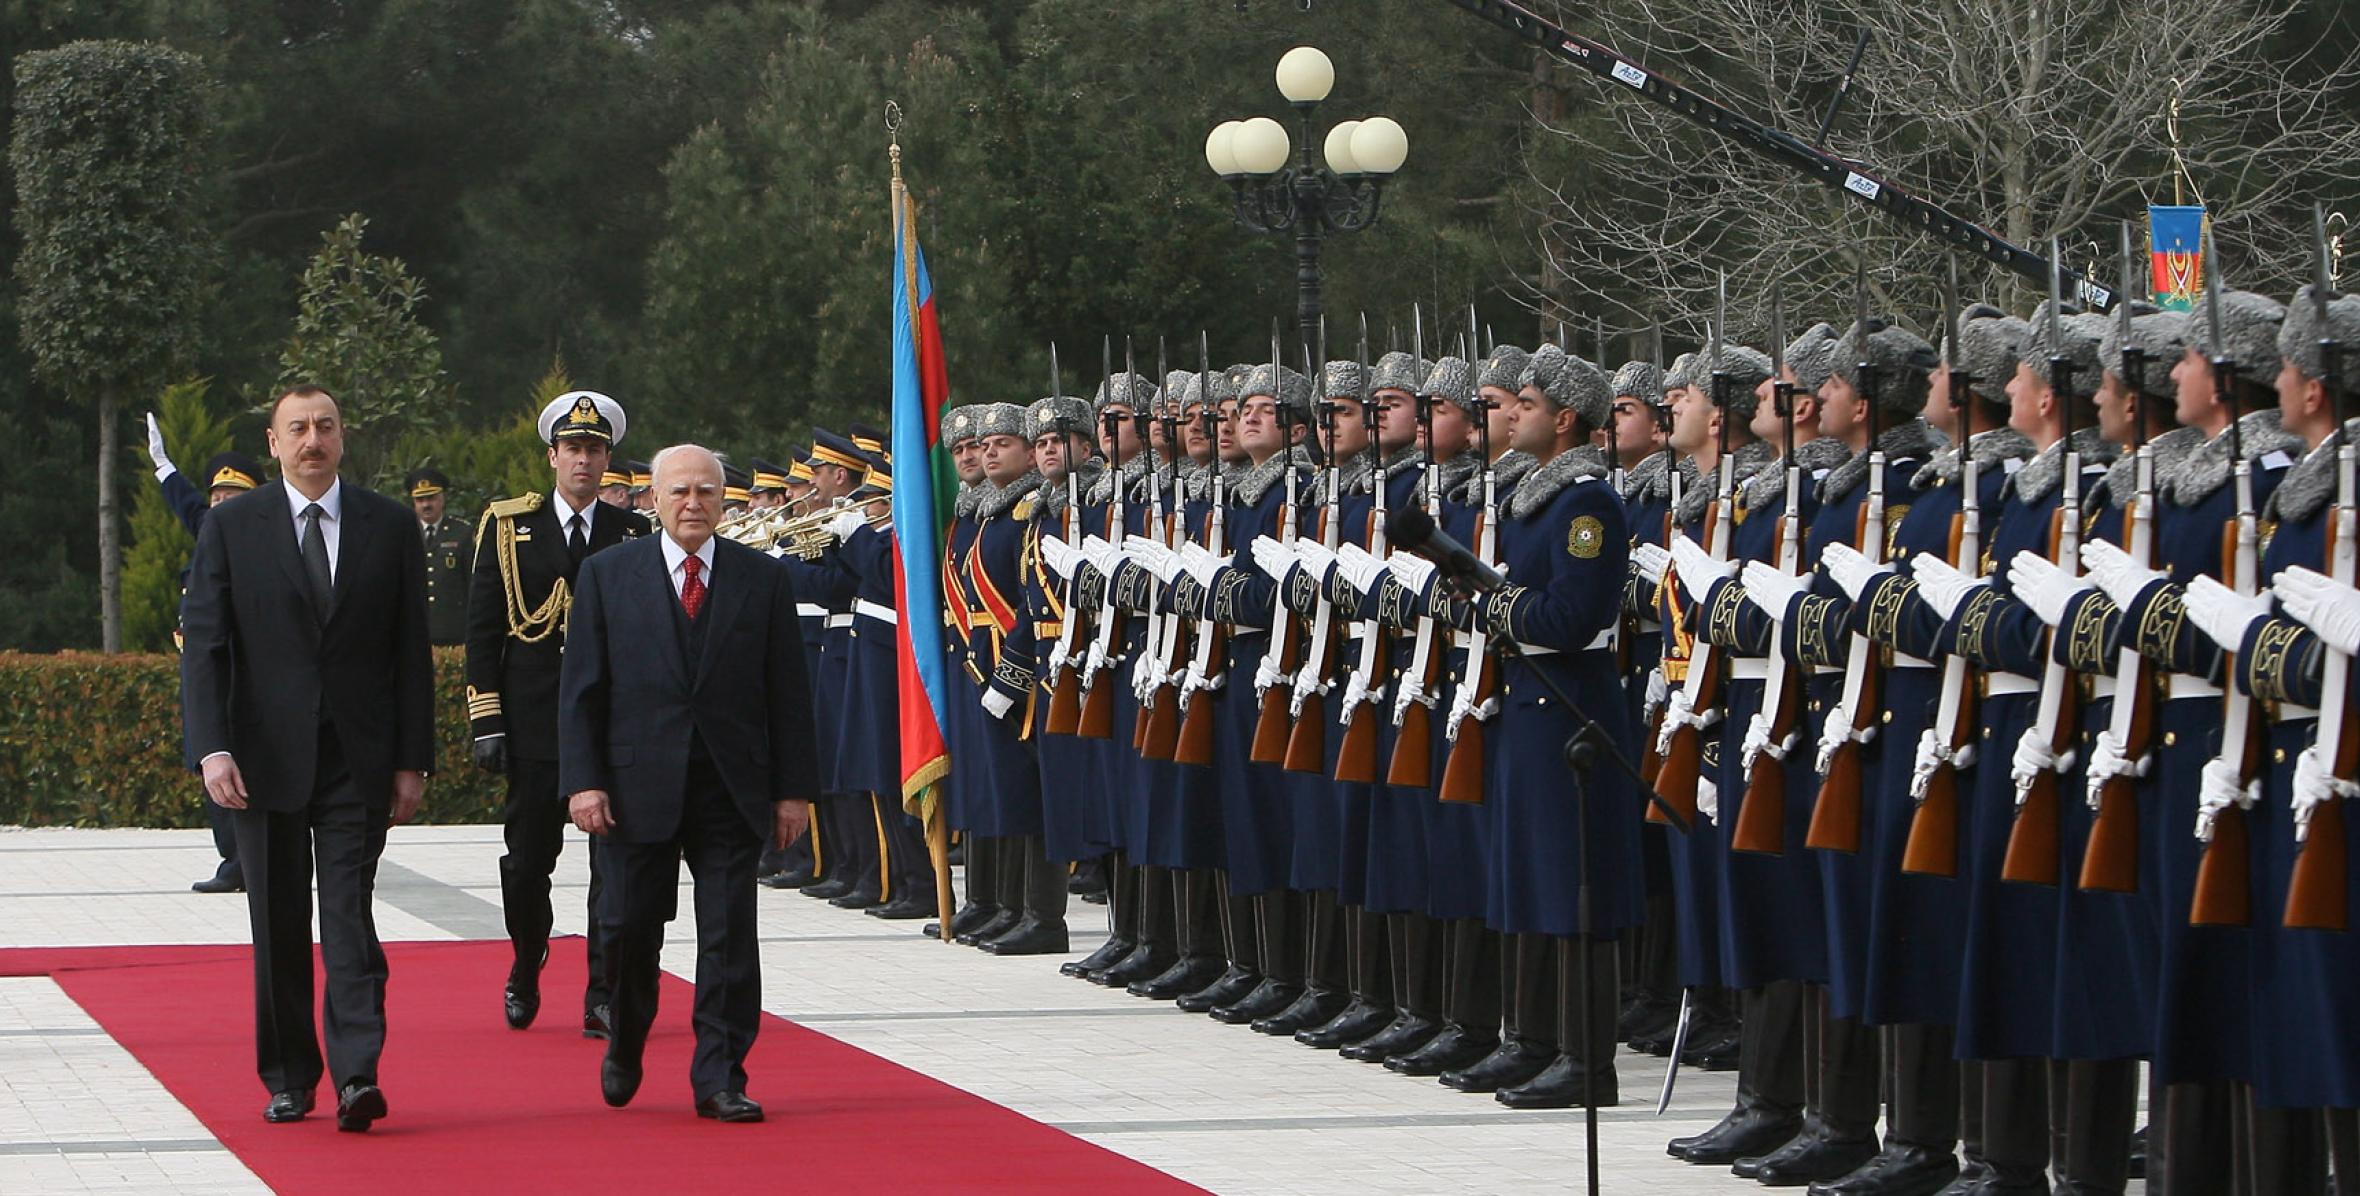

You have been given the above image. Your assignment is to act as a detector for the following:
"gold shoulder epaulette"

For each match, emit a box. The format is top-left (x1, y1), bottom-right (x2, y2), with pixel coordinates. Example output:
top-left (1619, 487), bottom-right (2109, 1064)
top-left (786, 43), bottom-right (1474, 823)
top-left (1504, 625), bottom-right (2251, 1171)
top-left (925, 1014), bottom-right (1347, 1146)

top-left (488, 493), bottom-right (545, 519)
top-left (1013, 495), bottom-right (1040, 521)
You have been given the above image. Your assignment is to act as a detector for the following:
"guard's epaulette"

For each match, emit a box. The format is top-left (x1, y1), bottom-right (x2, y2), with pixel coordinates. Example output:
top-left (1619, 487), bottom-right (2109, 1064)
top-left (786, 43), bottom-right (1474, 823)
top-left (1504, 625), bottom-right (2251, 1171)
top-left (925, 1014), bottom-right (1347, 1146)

top-left (487, 493), bottom-right (544, 519)
top-left (1013, 494), bottom-right (1040, 521)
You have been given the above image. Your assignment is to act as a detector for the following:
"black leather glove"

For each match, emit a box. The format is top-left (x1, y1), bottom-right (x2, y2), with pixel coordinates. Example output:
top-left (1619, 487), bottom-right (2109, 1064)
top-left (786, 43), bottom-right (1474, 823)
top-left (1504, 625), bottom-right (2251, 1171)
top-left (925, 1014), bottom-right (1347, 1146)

top-left (472, 735), bottom-right (507, 775)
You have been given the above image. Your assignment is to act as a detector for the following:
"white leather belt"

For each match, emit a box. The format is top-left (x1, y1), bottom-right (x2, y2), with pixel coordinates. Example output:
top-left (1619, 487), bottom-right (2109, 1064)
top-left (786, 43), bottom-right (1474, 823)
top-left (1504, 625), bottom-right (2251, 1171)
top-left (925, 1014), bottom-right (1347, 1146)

top-left (1513, 641), bottom-right (1559, 657)
top-left (825, 613), bottom-right (854, 629)
top-left (1637, 619), bottom-right (1663, 634)
top-left (1893, 653), bottom-right (1935, 670)
top-left (1729, 658), bottom-right (1770, 681)
top-left (2168, 675), bottom-right (2222, 701)
top-left (1588, 626), bottom-right (1618, 652)
top-left (2283, 704), bottom-right (2320, 720)
top-left (1985, 672), bottom-right (2038, 696)
top-left (855, 599), bottom-right (898, 624)
top-left (797, 603), bottom-right (826, 619)
top-left (1811, 665), bottom-right (1843, 677)
top-left (2092, 676), bottom-right (2117, 700)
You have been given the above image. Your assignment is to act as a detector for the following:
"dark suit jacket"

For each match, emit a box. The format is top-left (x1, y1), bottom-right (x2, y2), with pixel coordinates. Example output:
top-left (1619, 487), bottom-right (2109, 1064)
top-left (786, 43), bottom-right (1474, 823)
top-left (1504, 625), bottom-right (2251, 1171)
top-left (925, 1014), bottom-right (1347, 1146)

top-left (464, 495), bottom-right (648, 759)
top-left (557, 534), bottom-right (821, 844)
top-left (180, 480), bottom-right (436, 811)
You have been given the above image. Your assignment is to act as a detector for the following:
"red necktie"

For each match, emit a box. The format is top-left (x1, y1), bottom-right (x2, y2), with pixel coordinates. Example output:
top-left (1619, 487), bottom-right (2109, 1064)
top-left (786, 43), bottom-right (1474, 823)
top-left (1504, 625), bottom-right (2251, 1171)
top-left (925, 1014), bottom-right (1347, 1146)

top-left (680, 554), bottom-right (706, 620)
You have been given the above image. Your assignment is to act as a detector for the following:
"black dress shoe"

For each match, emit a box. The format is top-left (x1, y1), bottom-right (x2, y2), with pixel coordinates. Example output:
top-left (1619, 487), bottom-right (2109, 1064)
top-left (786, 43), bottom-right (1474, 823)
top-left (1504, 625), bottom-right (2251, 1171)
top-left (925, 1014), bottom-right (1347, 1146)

top-left (1209, 978), bottom-right (1301, 1025)
top-left (1386, 1023), bottom-right (1500, 1076)
top-left (978, 915), bottom-right (1070, 956)
top-left (1495, 1053), bottom-right (1616, 1109)
top-left (335, 1082), bottom-right (387, 1133)
top-left (601, 1051), bottom-right (642, 1108)
top-left (1441, 1037), bottom-right (1556, 1092)
top-left (1064, 935), bottom-right (1136, 978)
top-left (956, 908), bottom-right (1022, 946)
top-left (865, 895), bottom-right (936, 920)
top-left (760, 867), bottom-right (816, 890)
top-left (1252, 986), bottom-right (1350, 1036)
top-left (1295, 998), bottom-right (1396, 1049)
top-left (1339, 1012), bottom-right (1441, 1063)
top-left (1808, 1140), bottom-right (1960, 1196)
top-left (1130, 954), bottom-right (1227, 1001)
top-left (696, 1090), bottom-right (764, 1122)
top-left (583, 1003), bottom-right (612, 1040)
top-left (800, 878), bottom-right (852, 901)
top-left (1672, 1104), bottom-right (1804, 1164)
top-left (1174, 966), bottom-right (1262, 1013)
top-left (1750, 1121), bottom-right (1879, 1187)
top-left (504, 951), bottom-right (545, 1030)
top-left (191, 870), bottom-right (244, 894)
top-left (1092, 942), bottom-right (1176, 988)
top-left (262, 1090), bottom-right (314, 1123)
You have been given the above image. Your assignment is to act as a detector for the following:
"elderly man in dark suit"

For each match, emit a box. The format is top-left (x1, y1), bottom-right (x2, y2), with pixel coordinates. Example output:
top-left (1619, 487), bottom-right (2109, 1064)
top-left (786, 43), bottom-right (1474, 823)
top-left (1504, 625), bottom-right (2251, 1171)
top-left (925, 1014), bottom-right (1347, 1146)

top-left (560, 443), bottom-right (819, 1123)
top-left (180, 384), bottom-right (434, 1134)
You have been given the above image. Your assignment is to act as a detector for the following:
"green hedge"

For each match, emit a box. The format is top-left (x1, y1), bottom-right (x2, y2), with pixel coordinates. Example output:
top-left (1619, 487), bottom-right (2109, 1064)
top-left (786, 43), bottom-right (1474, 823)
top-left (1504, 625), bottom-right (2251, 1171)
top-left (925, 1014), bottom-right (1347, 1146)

top-left (0, 647), bottom-right (505, 827)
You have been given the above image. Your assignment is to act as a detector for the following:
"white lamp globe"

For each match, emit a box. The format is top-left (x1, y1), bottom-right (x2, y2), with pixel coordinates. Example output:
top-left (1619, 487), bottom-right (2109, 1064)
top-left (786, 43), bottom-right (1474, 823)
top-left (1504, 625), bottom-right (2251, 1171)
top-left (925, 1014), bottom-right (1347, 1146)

top-left (1350, 117), bottom-right (1408, 175)
top-left (1275, 46), bottom-right (1335, 104)
top-left (1323, 121), bottom-right (1363, 175)
top-left (1231, 116), bottom-right (1292, 176)
top-left (1204, 121), bottom-right (1243, 177)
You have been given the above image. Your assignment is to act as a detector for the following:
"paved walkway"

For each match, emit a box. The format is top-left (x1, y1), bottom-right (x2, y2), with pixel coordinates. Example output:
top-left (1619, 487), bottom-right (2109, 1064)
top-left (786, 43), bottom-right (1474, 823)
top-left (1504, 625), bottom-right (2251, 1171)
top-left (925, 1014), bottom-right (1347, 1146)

top-left (0, 824), bottom-right (1865, 1193)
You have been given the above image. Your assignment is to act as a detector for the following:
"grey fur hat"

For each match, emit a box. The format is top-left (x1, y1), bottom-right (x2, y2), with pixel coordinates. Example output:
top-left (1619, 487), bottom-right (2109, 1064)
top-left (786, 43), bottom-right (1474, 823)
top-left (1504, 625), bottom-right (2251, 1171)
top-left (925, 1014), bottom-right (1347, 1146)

top-left (1215, 364), bottom-right (1253, 404)
top-left (1611, 360), bottom-right (1666, 408)
top-left (1477, 345), bottom-right (1531, 393)
top-left (2278, 284), bottom-right (2360, 382)
top-left (1526, 346), bottom-right (1612, 429)
top-left (1784, 322), bottom-right (1840, 396)
top-left (1517, 342), bottom-right (1569, 397)
top-left (1700, 345), bottom-right (1775, 420)
top-left (1662, 351), bottom-right (1701, 393)
top-left (2186, 289), bottom-right (2286, 384)
top-left (1026, 395), bottom-right (1094, 441)
top-left (973, 401), bottom-right (1029, 441)
top-left (1161, 369), bottom-right (1196, 412)
top-left (1321, 359), bottom-right (1367, 399)
top-left (1370, 351), bottom-right (1427, 395)
top-left (1094, 371), bottom-right (1158, 413)
top-left (2020, 302), bottom-right (2107, 390)
top-left (1240, 363), bottom-right (1314, 416)
top-left (1952, 305), bottom-right (2028, 395)
top-left (1422, 355), bottom-right (1478, 414)
top-left (2097, 306), bottom-right (2188, 396)
top-left (941, 404), bottom-right (985, 447)
top-left (1831, 318), bottom-right (1939, 414)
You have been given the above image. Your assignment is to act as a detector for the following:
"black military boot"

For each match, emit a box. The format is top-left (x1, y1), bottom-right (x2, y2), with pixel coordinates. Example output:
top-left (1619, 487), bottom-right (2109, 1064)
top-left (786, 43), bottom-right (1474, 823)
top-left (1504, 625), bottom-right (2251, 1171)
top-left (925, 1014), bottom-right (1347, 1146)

top-left (1339, 1010), bottom-right (1442, 1062)
top-left (1253, 986), bottom-right (1350, 1037)
top-left (1093, 939), bottom-right (1175, 987)
top-left (1387, 1021), bottom-right (1499, 1077)
top-left (1747, 1112), bottom-right (1882, 1187)
top-left (1296, 997), bottom-right (1395, 1049)
top-left (1211, 976), bottom-right (1302, 1025)
top-left (1066, 859), bottom-right (1139, 977)
top-left (980, 839), bottom-right (1070, 956)
top-left (1496, 936), bottom-right (1618, 1110)
top-left (1176, 965), bottom-right (1262, 1013)
top-left (1674, 981), bottom-right (1805, 1163)
top-left (1132, 954), bottom-right (1226, 1001)
top-left (1808, 1139), bottom-right (1960, 1196)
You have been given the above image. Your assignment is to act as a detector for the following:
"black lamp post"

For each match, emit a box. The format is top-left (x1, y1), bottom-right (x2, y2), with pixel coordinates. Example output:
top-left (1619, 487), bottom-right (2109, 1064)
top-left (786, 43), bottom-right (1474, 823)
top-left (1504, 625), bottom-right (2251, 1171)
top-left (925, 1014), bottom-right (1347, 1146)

top-left (1206, 45), bottom-right (1407, 354)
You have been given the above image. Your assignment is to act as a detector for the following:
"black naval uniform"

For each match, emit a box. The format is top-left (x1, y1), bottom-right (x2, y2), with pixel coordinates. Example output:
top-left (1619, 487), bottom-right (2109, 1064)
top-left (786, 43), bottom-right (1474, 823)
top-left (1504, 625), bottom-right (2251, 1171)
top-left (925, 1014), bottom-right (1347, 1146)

top-left (467, 490), bottom-right (648, 1027)
top-left (421, 512), bottom-right (474, 646)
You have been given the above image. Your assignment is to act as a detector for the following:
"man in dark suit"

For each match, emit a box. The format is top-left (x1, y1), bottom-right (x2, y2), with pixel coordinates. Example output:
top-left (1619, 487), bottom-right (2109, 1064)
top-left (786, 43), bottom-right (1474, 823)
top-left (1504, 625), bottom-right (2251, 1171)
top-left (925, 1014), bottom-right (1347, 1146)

top-left (466, 391), bottom-right (649, 1036)
top-left (560, 443), bottom-right (818, 1123)
top-left (180, 384), bottom-right (434, 1134)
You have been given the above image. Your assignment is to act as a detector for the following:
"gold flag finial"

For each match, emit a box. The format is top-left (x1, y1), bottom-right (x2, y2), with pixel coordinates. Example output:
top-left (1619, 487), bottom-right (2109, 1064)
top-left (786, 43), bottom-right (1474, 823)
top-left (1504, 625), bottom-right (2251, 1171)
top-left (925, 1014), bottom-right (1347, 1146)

top-left (886, 100), bottom-right (904, 178)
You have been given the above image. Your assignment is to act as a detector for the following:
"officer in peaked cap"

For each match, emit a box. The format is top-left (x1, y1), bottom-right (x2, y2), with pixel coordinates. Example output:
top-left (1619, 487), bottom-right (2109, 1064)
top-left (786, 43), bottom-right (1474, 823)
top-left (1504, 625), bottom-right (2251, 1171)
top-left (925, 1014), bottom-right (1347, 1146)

top-left (407, 467), bottom-right (474, 646)
top-left (748, 459), bottom-right (791, 510)
top-left (721, 463), bottom-right (754, 513)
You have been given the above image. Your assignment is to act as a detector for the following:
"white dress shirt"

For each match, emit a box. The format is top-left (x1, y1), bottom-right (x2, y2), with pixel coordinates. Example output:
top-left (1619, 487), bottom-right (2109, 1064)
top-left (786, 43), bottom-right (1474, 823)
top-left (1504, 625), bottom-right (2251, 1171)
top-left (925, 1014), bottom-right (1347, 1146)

top-left (553, 488), bottom-right (597, 549)
top-left (659, 532), bottom-right (717, 601)
top-left (285, 477), bottom-right (344, 583)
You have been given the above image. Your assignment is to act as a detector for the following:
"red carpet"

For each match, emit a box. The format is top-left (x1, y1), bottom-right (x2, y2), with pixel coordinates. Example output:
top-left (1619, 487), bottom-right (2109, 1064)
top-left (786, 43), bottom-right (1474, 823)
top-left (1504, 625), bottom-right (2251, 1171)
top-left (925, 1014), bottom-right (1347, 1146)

top-left (1, 939), bottom-right (1208, 1194)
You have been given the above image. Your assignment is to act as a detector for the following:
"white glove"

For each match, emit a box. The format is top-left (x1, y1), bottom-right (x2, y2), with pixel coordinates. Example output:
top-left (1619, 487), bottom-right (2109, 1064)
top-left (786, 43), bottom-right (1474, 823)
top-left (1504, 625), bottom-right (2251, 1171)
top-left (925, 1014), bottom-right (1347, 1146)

top-left (1253, 650), bottom-right (1286, 696)
top-left (1248, 535), bottom-right (1299, 585)
top-left (2009, 727), bottom-right (2072, 807)
top-left (1910, 555), bottom-right (1988, 621)
top-left (2277, 565), bottom-right (2360, 657)
top-left (1046, 637), bottom-right (1072, 677)
top-left (1039, 535), bottom-right (1081, 581)
top-left (144, 412), bottom-right (174, 477)
top-left (1181, 541), bottom-right (1224, 587)
top-left (1294, 538), bottom-right (1339, 587)
top-left (2292, 745), bottom-right (2360, 841)
top-left (1696, 775), bottom-right (1720, 826)
top-left (2009, 551), bottom-right (2090, 628)
top-left (2183, 575), bottom-right (2272, 652)
top-left (1821, 543), bottom-right (1888, 601)
top-left (1667, 534), bottom-right (1732, 603)
top-left (1814, 701), bottom-right (1869, 773)
top-left (1643, 667), bottom-right (1669, 719)
top-left (1908, 728), bottom-right (1945, 802)
top-left (1631, 542), bottom-right (1671, 587)
top-left (981, 689), bottom-right (1015, 720)
top-left (1387, 550), bottom-right (1439, 601)
top-left (2081, 539), bottom-right (2165, 610)
top-left (2194, 754), bottom-right (2260, 841)
top-left (1081, 534), bottom-right (1121, 577)
top-left (1334, 542), bottom-right (1391, 594)
top-left (1739, 712), bottom-right (1775, 771)
top-left (827, 509), bottom-right (867, 541)
top-left (2081, 729), bottom-right (2147, 811)
top-left (1124, 535), bottom-right (1176, 582)
top-left (1739, 560), bottom-right (1809, 623)
top-left (1337, 669), bottom-right (1373, 721)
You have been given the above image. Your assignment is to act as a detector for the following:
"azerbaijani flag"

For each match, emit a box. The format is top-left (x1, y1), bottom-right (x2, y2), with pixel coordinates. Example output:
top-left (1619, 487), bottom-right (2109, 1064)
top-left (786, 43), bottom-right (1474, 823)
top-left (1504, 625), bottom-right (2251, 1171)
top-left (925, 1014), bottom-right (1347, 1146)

top-left (889, 151), bottom-right (956, 817)
top-left (2150, 205), bottom-right (2206, 312)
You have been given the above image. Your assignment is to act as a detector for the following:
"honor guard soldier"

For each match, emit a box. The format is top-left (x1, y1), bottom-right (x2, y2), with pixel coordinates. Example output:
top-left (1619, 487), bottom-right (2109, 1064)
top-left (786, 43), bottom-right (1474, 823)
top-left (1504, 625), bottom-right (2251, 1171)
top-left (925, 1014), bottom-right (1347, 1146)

top-left (932, 405), bottom-right (1004, 937)
top-left (1019, 391), bottom-right (1103, 944)
top-left (144, 417), bottom-right (265, 894)
top-left (466, 390), bottom-right (648, 1038)
top-left (407, 467), bottom-right (474, 647)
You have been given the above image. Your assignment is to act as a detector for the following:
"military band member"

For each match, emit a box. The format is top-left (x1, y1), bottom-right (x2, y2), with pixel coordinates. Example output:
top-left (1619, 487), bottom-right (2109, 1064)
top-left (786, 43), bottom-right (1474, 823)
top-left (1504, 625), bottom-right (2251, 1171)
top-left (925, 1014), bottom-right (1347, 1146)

top-left (757, 441), bottom-right (821, 888)
top-left (466, 390), bottom-right (648, 1037)
top-left (405, 468), bottom-right (473, 647)
top-left (830, 446), bottom-right (938, 920)
top-left (748, 458), bottom-right (791, 511)
top-left (781, 430), bottom-right (878, 907)
top-left (598, 463), bottom-right (632, 510)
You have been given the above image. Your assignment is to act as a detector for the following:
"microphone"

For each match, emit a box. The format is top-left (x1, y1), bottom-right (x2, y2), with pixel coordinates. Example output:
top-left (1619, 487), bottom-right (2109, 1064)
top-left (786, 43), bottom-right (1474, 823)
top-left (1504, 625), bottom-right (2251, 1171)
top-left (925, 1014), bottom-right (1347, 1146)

top-left (1387, 506), bottom-right (1507, 594)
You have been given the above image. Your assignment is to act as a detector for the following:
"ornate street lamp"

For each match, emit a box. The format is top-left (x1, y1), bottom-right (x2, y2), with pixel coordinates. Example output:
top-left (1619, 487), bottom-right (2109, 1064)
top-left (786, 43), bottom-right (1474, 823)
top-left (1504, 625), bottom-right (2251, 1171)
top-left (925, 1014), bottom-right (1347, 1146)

top-left (1206, 46), bottom-right (1407, 352)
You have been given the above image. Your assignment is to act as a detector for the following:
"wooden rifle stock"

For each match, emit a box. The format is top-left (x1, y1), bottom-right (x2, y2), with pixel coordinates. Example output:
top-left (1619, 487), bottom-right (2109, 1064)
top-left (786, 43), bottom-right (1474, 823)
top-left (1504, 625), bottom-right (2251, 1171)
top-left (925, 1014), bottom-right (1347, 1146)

top-left (2078, 667), bottom-right (2152, 893)
top-left (1140, 692), bottom-right (1180, 760)
top-left (1735, 525), bottom-right (1797, 856)
top-left (1173, 625), bottom-right (1225, 767)
top-left (1284, 687), bottom-right (1328, 773)
top-left (1076, 656), bottom-right (1116, 739)
top-left (1250, 634), bottom-right (1301, 764)
top-left (1044, 668), bottom-right (1084, 736)
top-left (2190, 519), bottom-right (2258, 922)
top-left (2285, 499), bottom-right (2356, 930)
top-left (1805, 504), bottom-right (1882, 855)
top-left (2001, 505), bottom-right (2078, 885)
top-left (1439, 716), bottom-right (1486, 804)
top-left (1335, 700), bottom-right (1381, 784)
top-left (1387, 646), bottom-right (1443, 787)
top-left (1902, 763), bottom-right (1960, 876)
top-left (1651, 504), bottom-right (1720, 825)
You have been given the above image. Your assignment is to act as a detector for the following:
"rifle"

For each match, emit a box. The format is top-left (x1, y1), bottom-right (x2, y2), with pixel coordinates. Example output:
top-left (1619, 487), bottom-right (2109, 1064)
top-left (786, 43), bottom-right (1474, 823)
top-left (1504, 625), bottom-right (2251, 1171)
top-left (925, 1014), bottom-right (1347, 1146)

top-left (1904, 258), bottom-right (1979, 875)
top-left (2001, 240), bottom-right (2084, 885)
top-left (1173, 332), bottom-right (1229, 767)
top-left (1285, 337), bottom-right (1349, 774)
top-left (1389, 306), bottom-right (1445, 787)
top-left (1638, 312), bottom-right (1672, 787)
top-left (2080, 224), bottom-right (2157, 891)
top-left (1252, 323), bottom-right (1307, 763)
top-left (2285, 205), bottom-right (2354, 930)
top-left (1439, 329), bottom-right (1503, 805)
top-left (1043, 342), bottom-right (1088, 736)
top-left (1335, 325), bottom-right (1395, 784)
top-left (1735, 291), bottom-right (1801, 855)
top-left (1077, 337), bottom-right (1140, 741)
top-left (1806, 266), bottom-right (1890, 854)
top-left (1138, 337), bottom-right (1210, 761)
top-left (1653, 273), bottom-right (1735, 823)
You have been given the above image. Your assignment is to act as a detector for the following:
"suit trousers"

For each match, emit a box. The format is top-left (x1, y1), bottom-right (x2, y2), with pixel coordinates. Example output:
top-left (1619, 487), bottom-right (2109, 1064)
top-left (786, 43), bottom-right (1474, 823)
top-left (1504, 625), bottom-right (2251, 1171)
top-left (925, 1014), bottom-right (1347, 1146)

top-left (499, 755), bottom-right (609, 1011)
top-left (231, 725), bottom-right (388, 1096)
top-left (603, 759), bottom-right (764, 1101)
